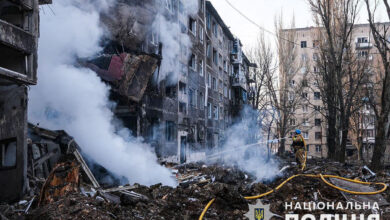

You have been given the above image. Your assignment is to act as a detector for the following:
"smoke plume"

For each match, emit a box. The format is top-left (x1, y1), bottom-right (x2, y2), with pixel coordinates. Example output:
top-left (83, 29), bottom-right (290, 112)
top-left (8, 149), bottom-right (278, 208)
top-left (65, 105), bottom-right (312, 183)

top-left (152, 0), bottom-right (199, 84)
top-left (29, 0), bottom-right (175, 186)
top-left (209, 106), bottom-right (280, 181)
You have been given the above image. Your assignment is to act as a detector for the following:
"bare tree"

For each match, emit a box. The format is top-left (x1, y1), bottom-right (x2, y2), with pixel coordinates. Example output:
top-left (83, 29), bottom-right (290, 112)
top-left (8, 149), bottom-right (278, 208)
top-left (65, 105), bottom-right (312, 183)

top-left (272, 17), bottom-right (306, 155)
top-left (308, 0), bottom-right (369, 162)
top-left (364, 0), bottom-right (390, 171)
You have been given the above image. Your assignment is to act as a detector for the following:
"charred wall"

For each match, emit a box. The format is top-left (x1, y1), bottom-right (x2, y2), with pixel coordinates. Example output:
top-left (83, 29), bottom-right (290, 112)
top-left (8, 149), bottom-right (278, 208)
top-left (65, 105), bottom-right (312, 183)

top-left (0, 0), bottom-right (50, 202)
top-left (0, 85), bottom-right (28, 202)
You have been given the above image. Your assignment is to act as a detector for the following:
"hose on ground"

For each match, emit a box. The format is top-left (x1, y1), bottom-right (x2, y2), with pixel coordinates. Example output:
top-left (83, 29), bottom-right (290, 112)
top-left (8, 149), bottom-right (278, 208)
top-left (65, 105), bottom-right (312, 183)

top-left (198, 174), bottom-right (388, 219)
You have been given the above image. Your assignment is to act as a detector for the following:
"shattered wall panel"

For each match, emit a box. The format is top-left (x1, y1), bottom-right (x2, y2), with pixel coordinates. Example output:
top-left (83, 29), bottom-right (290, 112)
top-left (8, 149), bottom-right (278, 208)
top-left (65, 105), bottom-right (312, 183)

top-left (119, 54), bottom-right (158, 102)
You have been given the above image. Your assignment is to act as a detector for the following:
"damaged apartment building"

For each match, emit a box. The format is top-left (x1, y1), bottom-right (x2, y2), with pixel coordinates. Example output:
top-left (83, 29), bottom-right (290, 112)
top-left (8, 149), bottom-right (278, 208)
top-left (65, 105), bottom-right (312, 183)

top-left (0, 0), bottom-right (51, 202)
top-left (87, 0), bottom-right (255, 164)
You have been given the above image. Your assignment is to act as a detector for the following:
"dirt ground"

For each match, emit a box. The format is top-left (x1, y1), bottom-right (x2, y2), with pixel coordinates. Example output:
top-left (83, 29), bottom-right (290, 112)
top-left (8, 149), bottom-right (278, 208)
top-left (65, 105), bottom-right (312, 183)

top-left (1, 159), bottom-right (389, 220)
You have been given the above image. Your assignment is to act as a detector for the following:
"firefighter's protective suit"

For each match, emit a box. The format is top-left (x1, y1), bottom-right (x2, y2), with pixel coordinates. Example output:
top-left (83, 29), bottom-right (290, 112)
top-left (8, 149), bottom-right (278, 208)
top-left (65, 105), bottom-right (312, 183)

top-left (291, 133), bottom-right (305, 169)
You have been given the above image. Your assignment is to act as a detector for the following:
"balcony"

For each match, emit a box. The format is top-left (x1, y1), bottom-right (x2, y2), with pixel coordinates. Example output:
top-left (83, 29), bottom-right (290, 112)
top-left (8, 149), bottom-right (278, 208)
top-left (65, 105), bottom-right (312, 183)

top-left (231, 76), bottom-right (247, 91)
top-left (0, 19), bottom-right (35, 53)
top-left (356, 42), bottom-right (373, 49)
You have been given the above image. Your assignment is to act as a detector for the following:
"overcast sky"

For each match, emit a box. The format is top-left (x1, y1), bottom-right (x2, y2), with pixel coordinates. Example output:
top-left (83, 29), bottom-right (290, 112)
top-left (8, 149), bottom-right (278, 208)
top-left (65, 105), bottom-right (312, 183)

top-left (209, 0), bottom-right (387, 49)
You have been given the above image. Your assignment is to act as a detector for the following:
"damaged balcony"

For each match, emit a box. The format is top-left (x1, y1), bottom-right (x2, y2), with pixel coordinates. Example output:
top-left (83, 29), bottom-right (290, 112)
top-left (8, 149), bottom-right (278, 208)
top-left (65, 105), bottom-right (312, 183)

top-left (0, 0), bottom-right (41, 84)
top-left (85, 52), bottom-right (160, 103)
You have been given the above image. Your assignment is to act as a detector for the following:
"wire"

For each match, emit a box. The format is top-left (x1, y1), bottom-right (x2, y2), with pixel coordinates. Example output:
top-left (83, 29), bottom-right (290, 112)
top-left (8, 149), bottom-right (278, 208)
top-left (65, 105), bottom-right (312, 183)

top-left (224, 0), bottom-right (317, 50)
top-left (224, 0), bottom-right (385, 57)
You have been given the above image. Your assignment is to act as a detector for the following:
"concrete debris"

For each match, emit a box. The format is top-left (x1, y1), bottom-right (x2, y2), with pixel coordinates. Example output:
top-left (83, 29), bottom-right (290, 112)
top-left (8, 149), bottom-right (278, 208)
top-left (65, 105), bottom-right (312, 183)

top-left (0, 157), bottom-right (389, 219)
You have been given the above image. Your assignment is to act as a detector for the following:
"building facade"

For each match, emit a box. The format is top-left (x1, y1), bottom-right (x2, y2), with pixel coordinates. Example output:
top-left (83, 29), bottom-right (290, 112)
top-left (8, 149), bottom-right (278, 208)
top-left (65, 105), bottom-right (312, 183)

top-left (281, 24), bottom-right (390, 163)
top-left (89, 0), bottom-right (254, 164)
top-left (0, 0), bottom-right (51, 202)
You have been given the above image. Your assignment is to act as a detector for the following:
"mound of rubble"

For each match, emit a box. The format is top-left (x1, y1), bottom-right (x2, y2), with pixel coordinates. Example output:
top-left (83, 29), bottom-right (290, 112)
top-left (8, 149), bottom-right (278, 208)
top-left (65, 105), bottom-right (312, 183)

top-left (1, 158), bottom-right (389, 220)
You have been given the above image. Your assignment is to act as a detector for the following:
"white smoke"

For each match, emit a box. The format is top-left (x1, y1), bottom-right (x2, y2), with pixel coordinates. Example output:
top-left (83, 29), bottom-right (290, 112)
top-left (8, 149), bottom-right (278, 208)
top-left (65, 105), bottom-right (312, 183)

top-left (210, 106), bottom-right (280, 181)
top-left (153, 0), bottom-right (199, 84)
top-left (29, 0), bottom-right (176, 186)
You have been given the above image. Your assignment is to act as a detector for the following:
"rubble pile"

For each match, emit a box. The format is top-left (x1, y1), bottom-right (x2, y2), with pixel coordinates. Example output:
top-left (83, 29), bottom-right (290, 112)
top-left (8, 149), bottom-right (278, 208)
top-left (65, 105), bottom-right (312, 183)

top-left (0, 159), bottom-right (389, 219)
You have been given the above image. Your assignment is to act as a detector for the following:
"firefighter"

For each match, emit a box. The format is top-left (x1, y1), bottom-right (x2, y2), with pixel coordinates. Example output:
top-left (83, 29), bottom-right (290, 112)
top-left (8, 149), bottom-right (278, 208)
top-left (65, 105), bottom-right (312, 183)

top-left (291, 129), bottom-right (306, 169)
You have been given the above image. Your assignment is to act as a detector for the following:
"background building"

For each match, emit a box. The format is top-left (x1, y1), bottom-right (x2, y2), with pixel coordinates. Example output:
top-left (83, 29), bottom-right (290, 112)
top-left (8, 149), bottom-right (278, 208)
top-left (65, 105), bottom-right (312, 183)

top-left (281, 24), bottom-right (390, 163)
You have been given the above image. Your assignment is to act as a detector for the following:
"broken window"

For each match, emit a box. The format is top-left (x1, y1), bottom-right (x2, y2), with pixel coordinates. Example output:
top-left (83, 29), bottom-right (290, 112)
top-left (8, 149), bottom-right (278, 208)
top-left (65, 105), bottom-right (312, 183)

top-left (0, 138), bottom-right (17, 169)
top-left (189, 89), bottom-right (196, 107)
top-left (315, 145), bottom-right (322, 153)
top-left (206, 43), bottom-right (211, 59)
top-left (200, 0), bottom-right (204, 12)
top-left (213, 105), bottom-right (218, 120)
top-left (0, 43), bottom-right (31, 75)
top-left (315, 132), bottom-right (322, 140)
top-left (165, 85), bottom-right (177, 98)
top-left (212, 49), bottom-right (218, 65)
top-left (206, 12), bottom-right (211, 30)
top-left (179, 82), bottom-right (187, 94)
top-left (189, 17), bottom-right (197, 35)
top-left (213, 21), bottom-right (218, 37)
top-left (179, 102), bottom-right (187, 114)
top-left (315, 119), bottom-right (321, 126)
top-left (199, 91), bottom-right (204, 110)
top-left (199, 60), bottom-right (204, 76)
top-left (199, 26), bottom-right (204, 43)
top-left (0, 2), bottom-right (28, 30)
top-left (165, 121), bottom-right (176, 142)
top-left (302, 93), bottom-right (308, 99)
top-left (208, 103), bottom-right (212, 119)
top-left (207, 73), bottom-right (211, 88)
top-left (212, 77), bottom-right (217, 91)
top-left (314, 105), bottom-right (321, 111)
top-left (290, 119), bottom-right (296, 126)
top-left (189, 54), bottom-right (197, 71)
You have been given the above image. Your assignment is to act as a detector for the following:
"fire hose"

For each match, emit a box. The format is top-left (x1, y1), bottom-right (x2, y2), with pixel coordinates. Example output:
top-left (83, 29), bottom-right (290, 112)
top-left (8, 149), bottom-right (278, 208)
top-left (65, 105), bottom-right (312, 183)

top-left (198, 138), bottom-right (388, 219)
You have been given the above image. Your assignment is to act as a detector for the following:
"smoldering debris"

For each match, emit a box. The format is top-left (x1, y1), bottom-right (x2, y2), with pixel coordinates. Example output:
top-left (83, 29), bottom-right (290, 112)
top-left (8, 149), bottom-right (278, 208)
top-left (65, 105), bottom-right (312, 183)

top-left (2, 153), bottom-right (390, 219)
top-left (28, 0), bottom-right (176, 187)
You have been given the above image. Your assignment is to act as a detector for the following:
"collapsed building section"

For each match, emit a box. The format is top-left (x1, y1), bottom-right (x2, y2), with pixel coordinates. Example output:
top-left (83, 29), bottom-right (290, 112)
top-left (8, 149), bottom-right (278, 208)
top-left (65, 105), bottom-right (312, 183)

top-left (0, 0), bottom-right (51, 202)
top-left (85, 0), bottom-right (256, 164)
